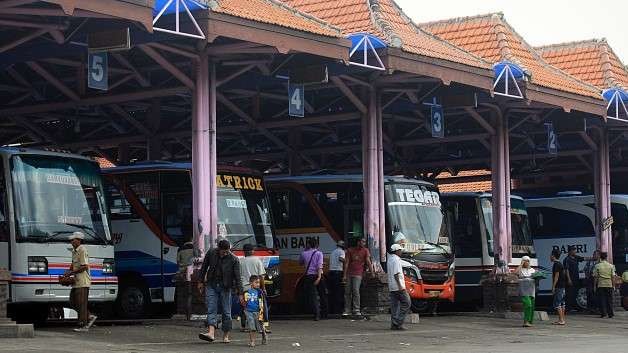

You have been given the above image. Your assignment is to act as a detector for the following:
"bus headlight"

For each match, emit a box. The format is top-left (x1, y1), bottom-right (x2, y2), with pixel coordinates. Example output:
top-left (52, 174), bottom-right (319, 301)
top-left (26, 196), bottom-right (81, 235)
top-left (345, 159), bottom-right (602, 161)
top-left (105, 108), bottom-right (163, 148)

top-left (266, 265), bottom-right (280, 280)
top-left (447, 262), bottom-right (456, 277)
top-left (403, 266), bottom-right (422, 284)
top-left (102, 258), bottom-right (115, 275)
top-left (28, 256), bottom-right (48, 274)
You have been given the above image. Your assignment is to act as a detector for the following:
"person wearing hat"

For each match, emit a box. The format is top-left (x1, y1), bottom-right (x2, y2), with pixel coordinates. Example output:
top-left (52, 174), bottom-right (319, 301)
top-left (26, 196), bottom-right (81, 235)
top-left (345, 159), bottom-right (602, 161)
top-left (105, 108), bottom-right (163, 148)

top-left (388, 243), bottom-right (410, 330)
top-left (64, 231), bottom-right (96, 332)
top-left (239, 243), bottom-right (266, 331)
top-left (516, 255), bottom-right (536, 327)
top-left (327, 240), bottom-right (346, 314)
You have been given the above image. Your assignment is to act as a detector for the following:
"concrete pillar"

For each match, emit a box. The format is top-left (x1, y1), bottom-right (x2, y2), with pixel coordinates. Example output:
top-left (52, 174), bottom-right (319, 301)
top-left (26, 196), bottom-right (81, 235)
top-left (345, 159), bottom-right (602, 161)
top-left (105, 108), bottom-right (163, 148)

top-left (191, 51), bottom-right (217, 255)
top-left (490, 110), bottom-right (511, 265)
top-left (363, 87), bottom-right (383, 265)
top-left (117, 143), bottom-right (130, 165)
top-left (594, 127), bottom-right (612, 258)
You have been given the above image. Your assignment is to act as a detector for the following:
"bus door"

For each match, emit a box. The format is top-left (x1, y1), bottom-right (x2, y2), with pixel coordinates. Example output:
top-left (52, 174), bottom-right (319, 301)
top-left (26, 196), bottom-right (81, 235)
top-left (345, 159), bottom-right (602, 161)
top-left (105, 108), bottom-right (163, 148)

top-left (159, 171), bottom-right (191, 303)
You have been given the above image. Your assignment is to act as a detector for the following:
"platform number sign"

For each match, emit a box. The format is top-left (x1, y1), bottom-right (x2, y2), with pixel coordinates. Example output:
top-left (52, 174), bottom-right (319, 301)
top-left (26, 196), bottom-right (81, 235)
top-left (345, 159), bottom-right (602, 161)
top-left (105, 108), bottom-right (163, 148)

top-left (546, 122), bottom-right (558, 154)
top-left (430, 105), bottom-right (444, 138)
top-left (88, 52), bottom-right (108, 91)
top-left (288, 83), bottom-right (304, 117)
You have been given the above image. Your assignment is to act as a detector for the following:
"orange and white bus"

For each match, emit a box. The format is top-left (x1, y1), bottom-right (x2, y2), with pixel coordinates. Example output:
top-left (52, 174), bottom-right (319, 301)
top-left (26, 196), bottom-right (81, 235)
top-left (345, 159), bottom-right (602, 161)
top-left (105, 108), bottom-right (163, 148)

top-left (267, 174), bottom-right (454, 313)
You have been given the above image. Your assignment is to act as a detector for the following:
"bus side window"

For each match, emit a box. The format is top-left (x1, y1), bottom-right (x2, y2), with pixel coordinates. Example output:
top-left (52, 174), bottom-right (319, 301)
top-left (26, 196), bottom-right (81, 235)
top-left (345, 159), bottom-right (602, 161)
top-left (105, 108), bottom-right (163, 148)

top-left (447, 199), bottom-right (481, 258)
top-left (0, 161), bottom-right (7, 242)
top-left (269, 190), bottom-right (291, 228)
top-left (106, 182), bottom-right (136, 220)
top-left (126, 173), bottom-right (161, 226)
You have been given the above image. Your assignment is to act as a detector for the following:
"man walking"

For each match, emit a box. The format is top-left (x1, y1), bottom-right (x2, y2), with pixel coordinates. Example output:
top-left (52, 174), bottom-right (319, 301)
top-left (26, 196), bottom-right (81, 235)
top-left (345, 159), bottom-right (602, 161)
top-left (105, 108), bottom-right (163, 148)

top-left (239, 243), bottom-right (266, 331)
top-left (66, 232), bottom-right (97, 332)
top-left (327, 240), bottom-right (345, 314)
top-left (593, 251), bottom-right (616, 318)
top-left (343, 238), bottom-right (372, 316)
top-left (198, 239), bottom-right (243, 344)
top-left (299, 238), bottom-right (323, 320)
top-left (583, 250), bottom-right (600, 313)
top-left (551, 249), bottom-right (567, 325)
top-left (563, 246), bottom-right (584, 311)
top-left (388, 244), bottom-right (410, 330)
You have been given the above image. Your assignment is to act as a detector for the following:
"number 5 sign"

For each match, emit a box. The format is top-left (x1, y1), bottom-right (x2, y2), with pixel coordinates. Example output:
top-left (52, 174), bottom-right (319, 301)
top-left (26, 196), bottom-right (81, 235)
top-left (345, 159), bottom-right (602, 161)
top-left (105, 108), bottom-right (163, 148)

top-left (288, 83), bottom-right (304, 117)
top-left (88, 52), bottom-right (108, 91)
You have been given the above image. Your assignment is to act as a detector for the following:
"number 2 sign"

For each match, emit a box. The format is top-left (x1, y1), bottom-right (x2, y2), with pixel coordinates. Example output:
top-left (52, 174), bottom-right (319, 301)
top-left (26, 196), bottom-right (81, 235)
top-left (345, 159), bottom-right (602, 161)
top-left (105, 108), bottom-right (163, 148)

top-left (88, 52), bottom-right (108, 91)
top-left (288, 83), bottom-right (304, 117)
top-left (546, 122), bottom-right (557, 154)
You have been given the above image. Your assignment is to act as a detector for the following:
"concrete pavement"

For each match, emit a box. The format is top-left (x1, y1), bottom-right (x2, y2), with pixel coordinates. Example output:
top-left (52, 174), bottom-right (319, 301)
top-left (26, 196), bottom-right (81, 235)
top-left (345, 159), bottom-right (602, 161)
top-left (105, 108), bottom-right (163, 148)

top-left (1, 313), bottom-right (627, 353)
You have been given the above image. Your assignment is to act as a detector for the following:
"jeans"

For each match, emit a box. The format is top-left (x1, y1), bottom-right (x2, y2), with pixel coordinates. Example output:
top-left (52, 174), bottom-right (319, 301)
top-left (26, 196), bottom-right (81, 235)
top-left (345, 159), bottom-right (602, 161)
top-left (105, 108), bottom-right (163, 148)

top-left (390, 290), bottom-right (411, 328)
top-left (566, 284), bottom-right (578, 310)
top-left (303, 275), bottom-right (320, 319)
top-left (327, 271), bottom-right (344, 314)
top-left (553, 288), bottom-right (566, 310)
top-left (521, 296), bottom-right (535, 323)
top-left (344, 276), bottom-right (362, 314)
top-left (206, 285), bottom-right (233, 332)
top-left (597, 287), bottom-right (614, 317)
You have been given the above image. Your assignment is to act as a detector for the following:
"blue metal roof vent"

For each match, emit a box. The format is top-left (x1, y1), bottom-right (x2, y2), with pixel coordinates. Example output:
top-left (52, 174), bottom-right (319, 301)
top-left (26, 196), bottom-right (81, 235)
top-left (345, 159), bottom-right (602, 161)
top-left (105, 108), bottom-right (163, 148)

top-left (347, 33), bottom-right (387, 71)
top-left (603, 87), bottom-right (628, 120)
top-left (492, 61), bottom-right (526, 98)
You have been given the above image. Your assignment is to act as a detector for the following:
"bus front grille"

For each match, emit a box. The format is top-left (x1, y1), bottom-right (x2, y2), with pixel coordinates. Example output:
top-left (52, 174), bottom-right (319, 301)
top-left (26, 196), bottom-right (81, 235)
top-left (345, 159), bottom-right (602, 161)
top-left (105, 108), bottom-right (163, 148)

top-left (420, 270), bottom-right (448, 285)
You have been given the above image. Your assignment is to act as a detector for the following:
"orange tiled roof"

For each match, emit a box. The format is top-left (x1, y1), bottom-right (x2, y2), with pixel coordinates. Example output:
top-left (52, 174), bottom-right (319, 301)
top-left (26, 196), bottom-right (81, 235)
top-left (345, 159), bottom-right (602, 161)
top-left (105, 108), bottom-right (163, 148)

top-left (211, 0), bottom-right (343, 37)
top-left (536, 39), bottom-right (628, 90)
top-left (420, 13), bottom-right (601, 99)
top-left (436, 170), bottom-right (491, 193)
top-left (282, 0), bottom-right (490, 70)
top-left (95, 157), bottom-right (116, 169)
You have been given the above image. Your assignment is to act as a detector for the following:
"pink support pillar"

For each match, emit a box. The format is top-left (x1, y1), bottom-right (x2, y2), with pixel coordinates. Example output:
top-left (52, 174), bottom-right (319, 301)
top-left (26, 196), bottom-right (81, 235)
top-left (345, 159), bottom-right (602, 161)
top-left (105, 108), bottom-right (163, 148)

top-left (376, 90), bottom-right (386, 263)
top-left (503, 116), bottom-right (512, 263)
top-left (595, 128), bottom-right (612, 258)
top-left (192, 50), bottom-right (217, 255)
top-left (490, 111), bottom-right (510, 265)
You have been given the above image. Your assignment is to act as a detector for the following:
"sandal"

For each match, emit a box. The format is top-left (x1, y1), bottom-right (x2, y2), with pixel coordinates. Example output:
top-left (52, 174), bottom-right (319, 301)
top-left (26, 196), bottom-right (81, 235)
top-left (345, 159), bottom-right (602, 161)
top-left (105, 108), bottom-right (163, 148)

top-left (249, 342), bottom-right (256, 347)
top-left (223, 337), bottom-right (231, 344)
top-left (198, 333), bottom-right (215, 342)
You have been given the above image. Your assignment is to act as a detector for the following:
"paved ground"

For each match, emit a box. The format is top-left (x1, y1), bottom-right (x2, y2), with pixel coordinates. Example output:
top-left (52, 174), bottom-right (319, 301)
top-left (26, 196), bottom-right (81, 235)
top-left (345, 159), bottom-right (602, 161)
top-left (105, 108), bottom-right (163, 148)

top-left (2, 312), bottom-right (628, 353)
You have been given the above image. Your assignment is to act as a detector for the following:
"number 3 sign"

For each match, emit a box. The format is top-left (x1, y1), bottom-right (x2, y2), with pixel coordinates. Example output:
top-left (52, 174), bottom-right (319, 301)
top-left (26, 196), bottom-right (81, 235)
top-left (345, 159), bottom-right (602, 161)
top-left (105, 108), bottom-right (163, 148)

top-left (88, 52), bottom-right (108, 91)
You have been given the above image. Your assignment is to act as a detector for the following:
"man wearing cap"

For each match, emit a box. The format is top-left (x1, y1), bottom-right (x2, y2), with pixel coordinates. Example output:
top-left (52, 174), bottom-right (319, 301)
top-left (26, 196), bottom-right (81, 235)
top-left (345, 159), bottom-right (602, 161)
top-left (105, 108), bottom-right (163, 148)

top-left (327, 240), bottom-right (345, 314)
top-left (66, 232), bottom-right (96, 332)
top-left (388, 243), bottom-right (410, 330)
top-left (239, 243), bottom-right (266, 331)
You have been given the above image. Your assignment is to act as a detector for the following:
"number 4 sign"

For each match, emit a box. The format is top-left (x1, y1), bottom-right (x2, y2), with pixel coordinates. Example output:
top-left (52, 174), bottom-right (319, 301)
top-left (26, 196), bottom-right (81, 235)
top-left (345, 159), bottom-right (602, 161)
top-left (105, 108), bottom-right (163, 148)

top-left (288, 83), bottom-right (304, 117)
top-left (88, 52), bottom-right (108, 91)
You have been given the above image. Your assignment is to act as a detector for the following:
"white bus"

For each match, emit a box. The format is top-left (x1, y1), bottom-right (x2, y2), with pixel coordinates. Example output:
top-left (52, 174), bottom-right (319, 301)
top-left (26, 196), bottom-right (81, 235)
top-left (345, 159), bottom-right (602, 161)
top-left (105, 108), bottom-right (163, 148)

top-left (266, 175), bottom-right (453, 313)
top-left (526, 194), bottom-right (628, 308)
top-left (441, 193), bottom-right (537, 305)
top-left (102, 162), bottom-right (280, 318)
top-left (0, 148), bottom-right (116, 322)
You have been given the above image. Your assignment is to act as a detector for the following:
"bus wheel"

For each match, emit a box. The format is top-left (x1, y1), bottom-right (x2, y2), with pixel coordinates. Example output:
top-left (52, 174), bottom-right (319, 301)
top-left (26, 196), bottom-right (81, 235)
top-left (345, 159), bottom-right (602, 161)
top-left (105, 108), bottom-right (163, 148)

top-left (116, 285), bottom-right (149, 319)
top-left (576, 287), bottom-right (588, 310)
top-left (411, 299), bottom-right (430, 313)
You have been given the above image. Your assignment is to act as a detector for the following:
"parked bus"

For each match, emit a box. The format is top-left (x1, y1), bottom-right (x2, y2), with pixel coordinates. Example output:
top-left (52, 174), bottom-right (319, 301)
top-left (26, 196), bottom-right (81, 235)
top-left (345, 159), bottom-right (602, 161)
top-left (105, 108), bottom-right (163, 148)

top-left (0, 148), bottom-right (116, 322)
top-left (102, 162), bottom-right (280, 318)
top-left (441, 192), bottom-right (536, 305)
top-left (526, 193), bottom-right (628, 309)
top-left (266, 174), bottom-right (453, 313)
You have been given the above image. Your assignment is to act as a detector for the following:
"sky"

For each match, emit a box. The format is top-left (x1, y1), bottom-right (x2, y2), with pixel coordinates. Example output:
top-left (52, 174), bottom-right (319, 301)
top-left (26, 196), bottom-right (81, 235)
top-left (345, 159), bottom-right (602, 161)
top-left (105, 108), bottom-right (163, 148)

top-left (396, 0), bottom-right (628, 63)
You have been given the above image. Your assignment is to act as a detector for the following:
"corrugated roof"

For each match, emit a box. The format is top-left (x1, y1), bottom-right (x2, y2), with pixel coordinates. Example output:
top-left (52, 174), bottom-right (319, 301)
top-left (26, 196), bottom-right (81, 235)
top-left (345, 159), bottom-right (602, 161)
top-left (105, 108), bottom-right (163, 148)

top-left (537, 39), bottom-right (628, 90)
top-left (211, 0), bottom-right (343, 37)
top-left (420, 13), bottom-right (602, 99)
top-left (281, 0), bottom-right (491, 69)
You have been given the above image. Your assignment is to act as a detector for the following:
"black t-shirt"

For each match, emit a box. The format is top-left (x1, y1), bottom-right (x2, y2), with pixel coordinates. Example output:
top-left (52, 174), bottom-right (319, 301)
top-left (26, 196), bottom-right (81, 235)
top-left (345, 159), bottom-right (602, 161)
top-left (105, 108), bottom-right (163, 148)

top-left (553, 260), bottom-right (566, 289)
top-left (563, 255), bottom-right (582, 284)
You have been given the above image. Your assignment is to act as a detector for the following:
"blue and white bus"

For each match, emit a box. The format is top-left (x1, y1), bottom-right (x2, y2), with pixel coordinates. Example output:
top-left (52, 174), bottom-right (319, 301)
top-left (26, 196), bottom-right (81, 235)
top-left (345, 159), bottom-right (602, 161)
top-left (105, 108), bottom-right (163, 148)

top-left (526, 193), bottom-right (628, 308)
top-left (0, 148), bottom-right (116, 322)
top-left (102, 162), bottom-right (280, 318)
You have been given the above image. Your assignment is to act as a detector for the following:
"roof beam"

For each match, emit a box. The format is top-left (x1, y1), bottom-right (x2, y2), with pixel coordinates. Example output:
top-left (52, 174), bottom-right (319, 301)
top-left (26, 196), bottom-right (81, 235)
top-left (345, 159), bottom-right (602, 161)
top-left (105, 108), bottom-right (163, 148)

top-left (26, 61), bottom-right (80, 101)
top-left (111, 53), bottom-right (150, 88)
top-left (0, 28), bottom-right (48, 53)
top-left (109, 104), bottom-right (151, 136)
top-left (330, 76), bottom-right (367, 114)
top-left (0, 86), bottom-right (189, 116)
top-left (464, 107), bottom-right (495, 135)
top-left (139, 45), bottom-right (194, 90)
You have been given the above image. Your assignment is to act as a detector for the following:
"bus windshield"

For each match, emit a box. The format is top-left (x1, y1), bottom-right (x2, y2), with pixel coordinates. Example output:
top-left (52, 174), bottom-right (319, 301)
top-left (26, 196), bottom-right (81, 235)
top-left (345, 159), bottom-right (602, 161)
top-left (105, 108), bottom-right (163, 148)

top-left (217, 174), bottom-right (273, 250)
top-left (385, 183), bottom-right (449, 253)
top-left (11, 155), bottom-right (110, 244)
top-left (481, 197), bottom-right (534, 257)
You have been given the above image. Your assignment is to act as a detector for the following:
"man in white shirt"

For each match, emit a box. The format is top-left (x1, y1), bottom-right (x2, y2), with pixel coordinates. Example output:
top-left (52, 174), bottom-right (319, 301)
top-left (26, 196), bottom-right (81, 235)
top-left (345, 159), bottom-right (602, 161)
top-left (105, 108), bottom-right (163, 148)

top-left (239, 244), bottom-right (266, 331)
top-left (327, 241), bottom-right (345, 314)
top-left (388, 244), bottom-right (410, 330)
